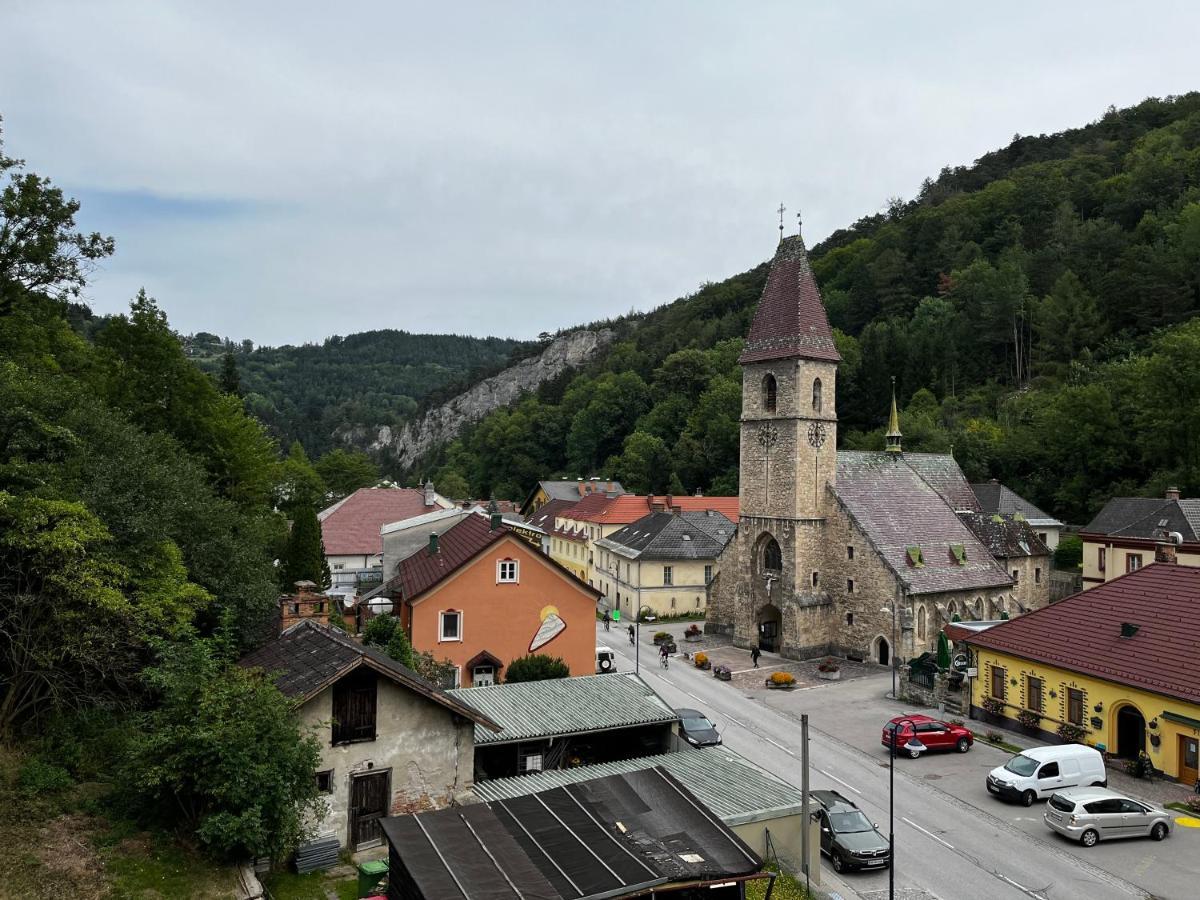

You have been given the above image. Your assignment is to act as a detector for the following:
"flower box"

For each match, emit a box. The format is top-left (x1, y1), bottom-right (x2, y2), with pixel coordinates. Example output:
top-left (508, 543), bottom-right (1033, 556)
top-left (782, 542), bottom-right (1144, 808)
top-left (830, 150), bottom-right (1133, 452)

top-left (684, 632), bottom-right (703, 643)
top-left (713, 666), bottom-right (732, 682)
top-left (766, 679), bottom-right (795, 689)
top-left (817, 670), bottom-right (841, 681)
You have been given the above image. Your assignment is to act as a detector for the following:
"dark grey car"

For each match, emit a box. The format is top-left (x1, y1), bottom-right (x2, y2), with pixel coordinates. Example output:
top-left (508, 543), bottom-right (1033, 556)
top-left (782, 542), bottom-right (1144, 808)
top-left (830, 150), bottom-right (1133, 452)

top-left (812, 789), bottom-right (891, 872)
top-left (676, 708), bottom-right (721, 747)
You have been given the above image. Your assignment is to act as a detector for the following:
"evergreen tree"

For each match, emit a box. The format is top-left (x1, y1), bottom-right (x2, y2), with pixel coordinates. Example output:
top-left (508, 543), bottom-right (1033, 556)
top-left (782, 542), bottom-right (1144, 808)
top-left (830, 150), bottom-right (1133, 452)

top-left (278, 505), bottom-right (329, 590)
top-left (219, 349), bottom-right (241, 396)
top-left (505, 654), bottom-right (569, 683)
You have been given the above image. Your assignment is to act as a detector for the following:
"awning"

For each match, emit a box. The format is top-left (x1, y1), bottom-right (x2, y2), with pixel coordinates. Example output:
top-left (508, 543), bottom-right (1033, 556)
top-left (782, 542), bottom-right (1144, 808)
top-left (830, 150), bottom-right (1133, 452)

top-left (465, 650), bottom-right (504, 671)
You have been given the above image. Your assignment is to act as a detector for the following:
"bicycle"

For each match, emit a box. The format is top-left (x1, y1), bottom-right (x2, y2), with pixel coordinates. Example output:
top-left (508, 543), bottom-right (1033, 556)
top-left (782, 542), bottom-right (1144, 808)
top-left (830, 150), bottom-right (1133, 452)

top-left (659, 653), bottom-right (670, 670)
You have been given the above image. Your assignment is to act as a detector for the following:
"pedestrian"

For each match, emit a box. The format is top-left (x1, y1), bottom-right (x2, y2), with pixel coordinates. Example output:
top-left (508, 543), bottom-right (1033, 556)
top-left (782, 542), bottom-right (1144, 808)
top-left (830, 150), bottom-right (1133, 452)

top-left (603, 609), bottom-right (611, 631)
top-left (628, 624), bottom-right (636, 645)
top-left (751, 645), bottom-right (761, 668)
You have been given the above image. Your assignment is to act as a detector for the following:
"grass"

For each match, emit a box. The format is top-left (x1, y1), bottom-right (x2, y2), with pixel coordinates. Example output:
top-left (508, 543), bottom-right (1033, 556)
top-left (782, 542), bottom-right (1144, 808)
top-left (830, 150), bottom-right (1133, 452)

top-left (263, 869), bottom-right (359, 900)
top-left (745, 864), bottom-right (813, 900)
top-left (977, 734), bottom-right (1025, 754)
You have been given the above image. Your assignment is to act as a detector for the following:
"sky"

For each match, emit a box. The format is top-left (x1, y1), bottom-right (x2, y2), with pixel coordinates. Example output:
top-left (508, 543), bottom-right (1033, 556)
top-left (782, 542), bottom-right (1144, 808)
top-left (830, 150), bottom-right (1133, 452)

top-left (2, 2), bottom-right (1198, 347)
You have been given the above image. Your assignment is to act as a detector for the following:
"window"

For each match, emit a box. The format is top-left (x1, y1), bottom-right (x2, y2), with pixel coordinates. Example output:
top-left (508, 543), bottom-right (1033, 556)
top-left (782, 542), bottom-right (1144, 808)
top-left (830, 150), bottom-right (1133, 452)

top-left (917, 605), bottom-right (926, 641)
top-left (1038, 532), bottom-right (1048, 545)
top-left (1012, 569), bottom-right (1019, 582)
top-left (332, 669), bottom-right (377, 744)
top-left (847, 545), bottom-right (854, 560)
top-left (762, 537), bottom-right (782, 572)
top-left (1067, 688), bottom-right (1084, 725)
top-left (670, 597), bottom-right (676, 609)
top-left (811, 571), bottom-right (819, 588)
top-left (1098, 548), bottom-right (1106, 572)
top-left (1084, 799), bottom-right (1123, 814)
top-left (695, 597), bottom-right (701, 608)
top-left (315, 770), bottom-right (334, 793)
top-left (1028, 676), bottom-right (1044, 713)
top-left (1038, 762), bottom-right (1059, 779)
top-left (845, 612), bottom-right (854, 626)
top-left (520, 747), bottom-right (543, 773)
top-left (812, 378), bottom-right (823, 413)
top-left (1126, 554), bottom-right (1143, 573)
top-left (990, 666), bottom-right (1006, 701)
top-left (333, 563), bottom-right (345, 570)
top-left (663, 566), bottom-right (673, 586)
top-left (847, 578), bottom-right (855, 594)
top-left (762, 374), bottom-right (777, 412)
top-left (1034, 567), bottom-right (1041, 584)
top-left (440, 610), bottom-right (462, 642)
top-left (704, 564), bottom-right (713, 584)
top-left (291, 602), bottom-right (300, 615)
top-left (497, 558), bottom-right (518, 583)
top-left (473, 666), bottom-right (495, 687)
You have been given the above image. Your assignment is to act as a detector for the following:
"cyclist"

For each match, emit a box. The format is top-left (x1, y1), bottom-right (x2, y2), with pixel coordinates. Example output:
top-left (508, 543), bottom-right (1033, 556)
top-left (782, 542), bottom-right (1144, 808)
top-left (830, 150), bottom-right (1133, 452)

top-left (628, 624), bottom-right (636, 645)
top-left (659, 642), bottom-right (670, 669)
top-left (602, 609), bottom-right (611, 631)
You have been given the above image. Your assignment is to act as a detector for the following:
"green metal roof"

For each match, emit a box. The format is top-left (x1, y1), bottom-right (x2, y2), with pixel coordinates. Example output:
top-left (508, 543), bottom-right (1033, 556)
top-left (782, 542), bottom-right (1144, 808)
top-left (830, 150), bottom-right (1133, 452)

top-left (471, 746), bottom-right (804, 826)
top-left (452, 673), bottom-right (678, 745)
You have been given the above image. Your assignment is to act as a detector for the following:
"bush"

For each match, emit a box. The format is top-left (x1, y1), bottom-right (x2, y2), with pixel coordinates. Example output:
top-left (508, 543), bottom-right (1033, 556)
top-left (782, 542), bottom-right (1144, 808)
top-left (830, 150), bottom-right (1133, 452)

top-left (18, 757), bottom-right (73, 795)
top-left (949, 718), bottom-right (965, 727)
top-left (985, 730), bottom-right (1005, 743)
top-left (653, 631), bottom-right (670, 643)
top-left (769, 672), bottom-right (795, 685)
top-left (505, 654), bottom-right (570, 683)
top-left (981, 696), bottom-right (1005, 715)
top-left (817, 658), bottom-right (840, 673)
top-left (694, 652), bottom-right (708, 667)
top-left (685, 623), bottom-right (702, 637)
top-left (1017, 709), bottom-right (1041, 728)
top-left (362, 613), bottom-right (399, 647)
top-left (1053, 534), bottom-right (1083, 569)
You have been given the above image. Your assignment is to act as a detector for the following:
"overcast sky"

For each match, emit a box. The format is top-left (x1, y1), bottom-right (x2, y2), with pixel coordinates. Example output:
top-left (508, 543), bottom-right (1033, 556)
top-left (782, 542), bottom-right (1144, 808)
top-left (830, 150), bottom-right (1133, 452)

top-left (2, 2), bottom-right (1197, 346)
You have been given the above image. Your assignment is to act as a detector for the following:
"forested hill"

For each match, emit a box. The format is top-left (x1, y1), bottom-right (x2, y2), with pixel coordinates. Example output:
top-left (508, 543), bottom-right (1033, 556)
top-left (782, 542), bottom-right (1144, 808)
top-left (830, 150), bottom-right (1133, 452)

top-left (186, 329), bottom-right (529, 456)
top-left (423, 93), bottom-right (1200, 525)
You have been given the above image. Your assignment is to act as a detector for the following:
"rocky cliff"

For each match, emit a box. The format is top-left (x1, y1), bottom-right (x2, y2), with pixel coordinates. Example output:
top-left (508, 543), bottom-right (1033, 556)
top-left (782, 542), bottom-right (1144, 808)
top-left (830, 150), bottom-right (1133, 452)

top-left (345, 328), bottom-right (616, 471)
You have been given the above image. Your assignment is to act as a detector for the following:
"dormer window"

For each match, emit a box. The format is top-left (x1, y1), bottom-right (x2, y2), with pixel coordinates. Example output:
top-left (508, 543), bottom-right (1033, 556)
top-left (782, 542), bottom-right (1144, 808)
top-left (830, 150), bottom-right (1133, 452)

top-left (762, 374), bottom-right (777, 413)
top-left (812, 378), bottom-right (823, 414)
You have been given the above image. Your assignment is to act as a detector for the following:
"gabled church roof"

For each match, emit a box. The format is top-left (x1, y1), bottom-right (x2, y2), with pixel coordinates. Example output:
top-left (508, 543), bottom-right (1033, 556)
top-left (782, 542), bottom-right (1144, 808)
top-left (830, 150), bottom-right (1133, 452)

top-left (739, 235), bottom-right (840, 364)
top-left (833, 452), bottom-right (1012, 595)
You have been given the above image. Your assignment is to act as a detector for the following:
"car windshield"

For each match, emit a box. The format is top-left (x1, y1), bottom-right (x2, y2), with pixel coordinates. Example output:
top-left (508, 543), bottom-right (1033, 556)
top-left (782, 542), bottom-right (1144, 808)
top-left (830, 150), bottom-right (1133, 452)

top-left (683, 716), bottom-right (713, 732)
top-left (829, 811), bottom-right (874, 833)
top-left (1004, 754), bottom-right (1039, 777)
top-left (1048, 794), bottom-right (1075, 813)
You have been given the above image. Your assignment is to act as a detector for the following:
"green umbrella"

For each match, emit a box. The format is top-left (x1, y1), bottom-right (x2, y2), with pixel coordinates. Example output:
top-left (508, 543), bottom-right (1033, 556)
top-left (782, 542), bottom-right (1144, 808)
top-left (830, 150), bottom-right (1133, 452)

top-left (937, 631), bottom-right (951, 671)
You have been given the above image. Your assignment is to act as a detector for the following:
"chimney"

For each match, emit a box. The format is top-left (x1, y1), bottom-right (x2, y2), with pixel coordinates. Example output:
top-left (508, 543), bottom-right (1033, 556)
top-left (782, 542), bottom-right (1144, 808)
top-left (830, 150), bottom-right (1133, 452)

top-left (672, 505), bottom-right (682, 516)
top-left (280, 581), bottom-right (330, 631)
top-left (694, 487), bottom-right (703, 497)
top-left (650, 498), bottom-right (666, 513)
top-left (428, 532), bottom-right (439, 556)
top-left (424, 480), bottom-right (436, 507)
top-left (490, 512), bottom-right (503, 530)
top-left (1166, 486), bottom-right (1181, 501)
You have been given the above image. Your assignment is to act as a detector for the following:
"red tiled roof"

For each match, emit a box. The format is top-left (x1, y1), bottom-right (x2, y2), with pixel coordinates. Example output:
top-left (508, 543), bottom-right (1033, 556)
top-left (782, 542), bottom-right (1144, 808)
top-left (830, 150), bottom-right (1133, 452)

top-left (565, 494), bottom-right (741, 525)
top-left (739, 236), bottom-right (840, 365)
top-left (559, 492), bottom-right (618, 522)
top-left (525, 498), bottom-right (577, 532)
top-left (661, 496), bottom-right (740, 523)
top-left (320, 488), bottom-right (436, 556)
top-left (965, 563), bottom-right (1200, 705)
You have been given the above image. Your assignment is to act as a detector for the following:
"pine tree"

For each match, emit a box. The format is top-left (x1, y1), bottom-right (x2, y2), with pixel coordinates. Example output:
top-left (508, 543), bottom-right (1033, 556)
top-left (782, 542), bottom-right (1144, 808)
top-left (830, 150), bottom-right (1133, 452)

top-left (279, 505), bottom-right (330, 590)
top-left (219, 349), bottom-right (241, 396)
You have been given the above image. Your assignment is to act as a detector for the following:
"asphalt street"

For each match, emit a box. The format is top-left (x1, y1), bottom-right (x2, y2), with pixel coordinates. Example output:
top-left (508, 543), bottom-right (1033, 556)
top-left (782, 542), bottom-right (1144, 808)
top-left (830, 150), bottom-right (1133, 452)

top-left (599, 622), bottom-right (1200, 900)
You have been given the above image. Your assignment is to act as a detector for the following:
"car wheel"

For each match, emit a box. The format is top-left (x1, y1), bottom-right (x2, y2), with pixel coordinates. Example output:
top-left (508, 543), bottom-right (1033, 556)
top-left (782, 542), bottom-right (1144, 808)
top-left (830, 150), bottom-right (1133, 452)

top-left (1080, 829), bottom-right (1099, 848)
top-left (832, 853), bottom-right (845, 873)
top-left (1021, 790), bottom-right (1036, 807)
top-left (956, 737), bottom-right (970, 753)
top-left (908, 747), bottom-right (922, 759)
top-left (1151, 822), bottom-right (1168, 841)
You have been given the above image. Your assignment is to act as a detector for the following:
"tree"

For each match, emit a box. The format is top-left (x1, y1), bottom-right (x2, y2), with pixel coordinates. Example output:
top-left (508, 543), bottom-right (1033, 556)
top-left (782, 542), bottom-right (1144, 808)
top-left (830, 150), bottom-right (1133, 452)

top-left (125, 643), bottom-right (324, 860)
top-left (432, 466), bottom-right (470, 500)
top-left (219, 349), bottom-right (241, 396)
top-left (611, 431), bottom-right (673, 494)
top-left (362, 613), bottom-right (399, 649)
top-left (1053, 534), bottom-right (1083, 569)
top-left (278, 505), bottom-right (329, 590)
top-left (0, 121), bottom-right (115, 311)
top-left (1033, 271), bottom-right (1104, 377)
top-left (314, 448), bottom-right (380, 501)
top-left (276, 441), bottom-right (327, 513)
top-left (504, 654), bottom-right (569, 683)
top-left (385, 626), bottom-right (416, 669)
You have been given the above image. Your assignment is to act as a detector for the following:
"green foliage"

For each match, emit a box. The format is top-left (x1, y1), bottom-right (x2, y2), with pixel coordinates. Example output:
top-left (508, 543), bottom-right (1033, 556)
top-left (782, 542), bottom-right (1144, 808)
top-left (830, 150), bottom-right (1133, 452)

top-left (219, 349), bottom-right (241, 396)
top-left (504, 654), bottom-right (570, 683)
top-left (124, 643), bottom-right (324, 861)
top-left (17, 756), bottom-right (74, 795)
top-left (277, 441), bottom-right (327, 512)
top-left (1054, 534), bottom-right (1083, 569)
top-left (279, 505), bottom-right (330, 590)
top-left (313, 448), bottom-right (379, 501)
top-left (362, 612), bottom-right (399, 648)
top-left (385, 627), bottom-right (416, 669)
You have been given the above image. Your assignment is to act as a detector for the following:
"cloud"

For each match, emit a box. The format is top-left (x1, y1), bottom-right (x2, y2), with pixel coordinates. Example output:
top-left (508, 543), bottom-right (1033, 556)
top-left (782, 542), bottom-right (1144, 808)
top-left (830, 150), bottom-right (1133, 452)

top-left (2, 1), bottom-right (1197, 345)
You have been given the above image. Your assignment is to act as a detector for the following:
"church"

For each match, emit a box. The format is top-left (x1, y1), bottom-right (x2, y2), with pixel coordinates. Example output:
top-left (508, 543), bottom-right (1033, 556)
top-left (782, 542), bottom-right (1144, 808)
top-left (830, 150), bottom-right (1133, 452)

top-left (706, 232), bottom-right (1049, 666)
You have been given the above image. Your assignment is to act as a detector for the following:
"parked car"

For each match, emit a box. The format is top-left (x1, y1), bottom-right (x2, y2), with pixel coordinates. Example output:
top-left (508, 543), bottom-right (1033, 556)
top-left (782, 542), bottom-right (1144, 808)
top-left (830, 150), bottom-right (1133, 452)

top-left (595, 646), bottom-right (617, 674)
top-left (986, 744), bottom-right (1106, 807)
top-left (811, 790), bottom-right (891, 873)
top-left (1043, 787), bottom-right (1173, 847)
top-left (676, 708), bottom-right (721, 747)
top-left (880, 714), bottom-right (973, 757)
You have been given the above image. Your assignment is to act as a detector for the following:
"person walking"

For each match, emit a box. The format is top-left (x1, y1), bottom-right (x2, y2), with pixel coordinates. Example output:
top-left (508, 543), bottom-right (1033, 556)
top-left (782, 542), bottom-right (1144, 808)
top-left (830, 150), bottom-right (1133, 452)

top-left (603, 609), bottom-right (611, 631)
top-left (628, 624), bottom-right (636, 645)
top-left (751, 645), bottom-right (761, 668)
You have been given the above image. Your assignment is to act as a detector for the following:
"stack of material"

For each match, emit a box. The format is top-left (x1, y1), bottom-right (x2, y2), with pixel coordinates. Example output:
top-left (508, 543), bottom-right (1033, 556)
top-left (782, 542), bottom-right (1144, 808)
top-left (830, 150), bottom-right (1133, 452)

top-left (294, 833), bottom-right (340, 874)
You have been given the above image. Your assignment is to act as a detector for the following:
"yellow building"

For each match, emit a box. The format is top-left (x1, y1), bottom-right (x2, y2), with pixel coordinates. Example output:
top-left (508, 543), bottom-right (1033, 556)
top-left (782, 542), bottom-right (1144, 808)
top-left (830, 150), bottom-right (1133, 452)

top-left (1079, 488), bottom-right (1200, 589)
top-left (594, 510), bottom-right (736, 619)
top-left (965, 562), bottom-right (1200, 784)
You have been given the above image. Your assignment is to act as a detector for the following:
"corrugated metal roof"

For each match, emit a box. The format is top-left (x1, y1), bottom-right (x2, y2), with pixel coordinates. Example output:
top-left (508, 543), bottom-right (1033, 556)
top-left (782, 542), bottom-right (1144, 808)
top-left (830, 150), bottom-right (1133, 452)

top-left (453, 673), bottom-right (678, 745)
top-left (472, 746), bottom-right (803, 826)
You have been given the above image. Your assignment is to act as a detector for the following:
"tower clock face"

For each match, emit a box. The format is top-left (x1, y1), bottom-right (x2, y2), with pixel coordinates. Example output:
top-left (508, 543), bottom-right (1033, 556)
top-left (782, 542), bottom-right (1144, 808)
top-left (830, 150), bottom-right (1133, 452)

top-left (807, 421), bottom-right (827, 448)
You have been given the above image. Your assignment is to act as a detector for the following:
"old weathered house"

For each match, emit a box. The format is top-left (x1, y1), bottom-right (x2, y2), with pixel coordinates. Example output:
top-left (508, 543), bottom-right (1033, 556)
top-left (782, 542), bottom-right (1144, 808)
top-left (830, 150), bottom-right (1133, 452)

top-left (238, 619), bottom-right (499, 850)
top-left (706, 234), bottom-right (1049, 665)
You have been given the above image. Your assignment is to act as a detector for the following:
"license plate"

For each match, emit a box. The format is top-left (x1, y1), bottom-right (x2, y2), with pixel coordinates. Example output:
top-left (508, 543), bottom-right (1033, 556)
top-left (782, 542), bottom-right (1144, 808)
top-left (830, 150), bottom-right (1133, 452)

top-left (866, 859), bottom-right (886, 866)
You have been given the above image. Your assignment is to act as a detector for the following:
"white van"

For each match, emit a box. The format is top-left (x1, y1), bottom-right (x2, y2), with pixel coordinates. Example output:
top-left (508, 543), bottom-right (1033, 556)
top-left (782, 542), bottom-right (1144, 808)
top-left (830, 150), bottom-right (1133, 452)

top-left (986, 744), bottom-right (1106, 807)
top-left (596, 646), bottom-right (618, 674)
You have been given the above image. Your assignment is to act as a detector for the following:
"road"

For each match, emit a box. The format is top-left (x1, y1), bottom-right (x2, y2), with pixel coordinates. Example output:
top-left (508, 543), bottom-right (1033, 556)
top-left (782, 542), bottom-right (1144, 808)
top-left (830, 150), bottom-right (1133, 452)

top-left (600, 623), bottom-right (1200, 900)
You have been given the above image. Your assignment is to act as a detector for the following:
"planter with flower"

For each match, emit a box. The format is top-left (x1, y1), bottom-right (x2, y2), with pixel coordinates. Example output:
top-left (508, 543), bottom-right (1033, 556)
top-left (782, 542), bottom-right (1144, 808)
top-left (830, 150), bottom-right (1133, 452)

top-left (684, 624), bottom-right (703, 643)
top-left (766, 671), bottom-right (796, 690)
top-left (653, 631), bottom-right (670, 645)
top-left (693, 652), bottom-right (711, 670)
top-left (816, 658), bottom-right (841, 681)
top-left (1056, 721), bottom-right (1086, 743)
top-left (713, 665), bottom-right (732, 682)
top-left (981, 696), bottom-right (1005, 721)
top-left (1017, 709), bottom-right (1041, 731)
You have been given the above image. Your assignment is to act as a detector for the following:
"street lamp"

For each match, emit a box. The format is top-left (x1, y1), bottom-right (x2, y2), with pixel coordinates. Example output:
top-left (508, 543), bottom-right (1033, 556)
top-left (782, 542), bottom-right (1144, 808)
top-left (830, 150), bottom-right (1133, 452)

top-left (880, 605), bottom-right (898, 699)
top-left (887, 717), bottom-right (925, 900)
top-left (635, 610), bottom-right (655, 674)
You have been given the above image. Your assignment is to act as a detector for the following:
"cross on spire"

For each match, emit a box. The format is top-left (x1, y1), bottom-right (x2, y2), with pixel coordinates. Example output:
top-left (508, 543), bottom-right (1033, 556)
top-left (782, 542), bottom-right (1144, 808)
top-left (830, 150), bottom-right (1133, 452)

top-left (796, 209), bottom-right (803, 237)
top-left (777, 203), bottom-right (786, 243)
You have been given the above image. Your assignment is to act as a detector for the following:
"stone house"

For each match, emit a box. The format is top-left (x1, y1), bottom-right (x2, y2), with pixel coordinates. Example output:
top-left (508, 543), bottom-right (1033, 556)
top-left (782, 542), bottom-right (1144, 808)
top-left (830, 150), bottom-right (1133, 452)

top-left (707, 234), bottom-right (1048, 666)
top-left (237, 618), bottom-right (499, 850)
top-left (957, 513), bottom-right (1052, 613)
top-left (970, 480), bottom-right (1065, 552)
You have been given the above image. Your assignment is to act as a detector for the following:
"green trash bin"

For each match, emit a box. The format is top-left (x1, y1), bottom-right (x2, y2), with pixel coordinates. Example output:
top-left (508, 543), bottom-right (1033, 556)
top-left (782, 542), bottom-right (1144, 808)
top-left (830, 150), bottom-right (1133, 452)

top-left (357, 858), bottom-right (389, 898)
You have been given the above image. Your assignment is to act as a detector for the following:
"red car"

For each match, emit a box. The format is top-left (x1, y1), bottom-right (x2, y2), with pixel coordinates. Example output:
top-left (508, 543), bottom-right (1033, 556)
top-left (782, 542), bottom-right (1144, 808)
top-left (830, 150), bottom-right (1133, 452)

top-left (881, 714), bottom-right (973, 758)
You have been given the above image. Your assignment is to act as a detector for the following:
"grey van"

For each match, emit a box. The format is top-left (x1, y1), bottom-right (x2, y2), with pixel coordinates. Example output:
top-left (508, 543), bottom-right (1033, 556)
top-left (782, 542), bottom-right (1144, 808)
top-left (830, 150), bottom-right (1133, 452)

top-left (1044, 787), bottom-right (1173, 847)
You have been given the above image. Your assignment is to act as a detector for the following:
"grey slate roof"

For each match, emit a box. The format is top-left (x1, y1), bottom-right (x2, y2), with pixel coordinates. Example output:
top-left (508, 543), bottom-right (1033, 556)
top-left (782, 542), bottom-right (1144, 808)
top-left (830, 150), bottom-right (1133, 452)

top-left (970, 481), bottom-right (1063, 527)
top-left (1083, 497), bottom-right (1200, 541)
top-left (958, 512), bottom-right (1050, 559)
top-left (833, 451), bottom-right (1012, 596)
top-left (596, 510), bottom-right (735, 560)
top-left (237, 619), bottom-right (499, 730)
top-left (902, 455), bottom-right (980, 512)
top-left (452, 673), bottom-right (678, 745)
top-left (472, 746), bottom-right (804, 827)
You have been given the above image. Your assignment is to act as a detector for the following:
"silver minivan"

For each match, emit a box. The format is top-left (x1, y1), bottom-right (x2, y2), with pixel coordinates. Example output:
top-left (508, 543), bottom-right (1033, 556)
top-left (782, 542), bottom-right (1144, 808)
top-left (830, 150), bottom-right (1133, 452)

top-left (1044, 787), bottom-right (1173, 847)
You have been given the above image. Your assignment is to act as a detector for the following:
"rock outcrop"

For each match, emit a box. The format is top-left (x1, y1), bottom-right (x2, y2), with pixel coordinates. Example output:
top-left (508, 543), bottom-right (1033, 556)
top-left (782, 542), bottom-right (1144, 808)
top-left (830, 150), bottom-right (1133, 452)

top-left (347, 328), bottom-right (615, 471)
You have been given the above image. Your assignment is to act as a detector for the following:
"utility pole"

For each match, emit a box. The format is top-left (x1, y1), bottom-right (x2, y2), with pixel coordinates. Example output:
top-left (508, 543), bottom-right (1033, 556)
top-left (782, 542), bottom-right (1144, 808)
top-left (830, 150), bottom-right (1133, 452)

top-left (801, 714), bottom-right (811, 892)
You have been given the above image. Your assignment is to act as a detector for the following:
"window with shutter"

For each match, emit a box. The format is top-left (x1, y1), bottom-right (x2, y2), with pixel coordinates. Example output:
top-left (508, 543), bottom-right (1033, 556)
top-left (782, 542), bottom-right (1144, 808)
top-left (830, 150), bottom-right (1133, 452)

top-left (332, 669), bottom-right (377, 745)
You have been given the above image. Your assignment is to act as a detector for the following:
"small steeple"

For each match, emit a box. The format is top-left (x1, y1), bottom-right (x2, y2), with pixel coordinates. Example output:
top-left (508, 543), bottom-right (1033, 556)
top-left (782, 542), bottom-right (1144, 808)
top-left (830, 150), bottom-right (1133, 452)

top-left (885, 376), bottom-right (903, 454)
top-left (777, 203), bottom-right (786, 244)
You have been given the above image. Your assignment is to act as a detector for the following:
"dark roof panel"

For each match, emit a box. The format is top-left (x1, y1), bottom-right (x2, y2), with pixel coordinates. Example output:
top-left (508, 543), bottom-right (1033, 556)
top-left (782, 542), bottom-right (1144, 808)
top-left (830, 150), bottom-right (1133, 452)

top-left (970, 482), bottom-right (1062, 526)
top-left (740, 236), bottom-right (840, 364)
top-left (959, 512), bottom-right (1050, 559)
top-left (600, 511), bottom-right (736, 560)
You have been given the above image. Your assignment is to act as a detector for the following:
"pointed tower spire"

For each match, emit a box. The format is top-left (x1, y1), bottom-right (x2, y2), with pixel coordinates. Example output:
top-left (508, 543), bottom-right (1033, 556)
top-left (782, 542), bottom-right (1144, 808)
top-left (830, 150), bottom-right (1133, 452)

top-left (886, 376), bottom-right (903, 454)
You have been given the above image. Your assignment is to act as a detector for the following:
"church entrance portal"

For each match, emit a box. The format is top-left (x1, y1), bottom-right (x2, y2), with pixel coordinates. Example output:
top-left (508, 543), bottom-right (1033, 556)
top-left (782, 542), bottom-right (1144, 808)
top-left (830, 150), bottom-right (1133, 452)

top-left (876, 637), bottom-right (890, 666)
top-left (1115, 705), bottom-right (1146, 759)
top-left (757, 604), bottom-right (782, 653)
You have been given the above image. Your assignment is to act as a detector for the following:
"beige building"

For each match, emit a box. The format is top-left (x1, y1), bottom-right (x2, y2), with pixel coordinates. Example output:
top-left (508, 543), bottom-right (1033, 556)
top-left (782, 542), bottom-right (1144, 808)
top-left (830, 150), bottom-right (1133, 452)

top-left (1079, 488), bottom-right (1200, 588)
top-left (594, 510), bottom-right (735, 618)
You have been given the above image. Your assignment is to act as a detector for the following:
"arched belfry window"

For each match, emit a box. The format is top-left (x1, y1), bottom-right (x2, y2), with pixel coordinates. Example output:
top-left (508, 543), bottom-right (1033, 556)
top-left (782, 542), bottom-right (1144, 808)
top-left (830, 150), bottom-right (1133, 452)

top-left (762, 536), bottom-right (782, 572)
top-left (812, 378), bottom-right (823, 414)
top-left (762, 374), bottom-right (777, 413)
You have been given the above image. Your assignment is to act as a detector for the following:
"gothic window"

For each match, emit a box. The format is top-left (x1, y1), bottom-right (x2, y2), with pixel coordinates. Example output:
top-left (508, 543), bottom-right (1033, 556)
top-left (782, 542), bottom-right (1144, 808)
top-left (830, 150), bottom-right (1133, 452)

top-left (947, 600), bottom-right (958, 620)
top-left (762, 536), bottom-right (782, 572)
top-left (762, 374), bottom-right (777, 413)
top-left (917, 606), bottom-right (926, 641)
top-left (812, 378), bottom-right (823, 413)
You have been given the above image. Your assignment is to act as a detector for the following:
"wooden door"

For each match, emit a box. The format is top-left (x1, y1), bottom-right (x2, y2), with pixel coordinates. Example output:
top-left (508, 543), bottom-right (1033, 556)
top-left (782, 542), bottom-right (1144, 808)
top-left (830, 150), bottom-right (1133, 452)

top-left (350, 771), bottom-right (390, 848)
top-left (1180, 735), bottom-right (1199, 786)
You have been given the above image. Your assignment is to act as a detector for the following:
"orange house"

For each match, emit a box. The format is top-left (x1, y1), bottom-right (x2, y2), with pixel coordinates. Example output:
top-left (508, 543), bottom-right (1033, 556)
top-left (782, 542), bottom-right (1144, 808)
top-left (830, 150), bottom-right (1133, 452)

top-left (385, 511), bottom-right (599, 686)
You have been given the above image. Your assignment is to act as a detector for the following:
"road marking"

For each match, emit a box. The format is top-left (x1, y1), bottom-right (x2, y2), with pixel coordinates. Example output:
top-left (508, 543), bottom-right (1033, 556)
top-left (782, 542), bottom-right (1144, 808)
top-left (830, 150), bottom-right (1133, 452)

top-left (814, 767), bottom-right (862, 794)
top-left (998, 873), bottom-right (1048, 900)
top-left (730, 663), bottom-right (786, 675)
top-left (900, 816), bottom-right (954, 849)
top-left (760, 735), bottom-right (796, 757)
